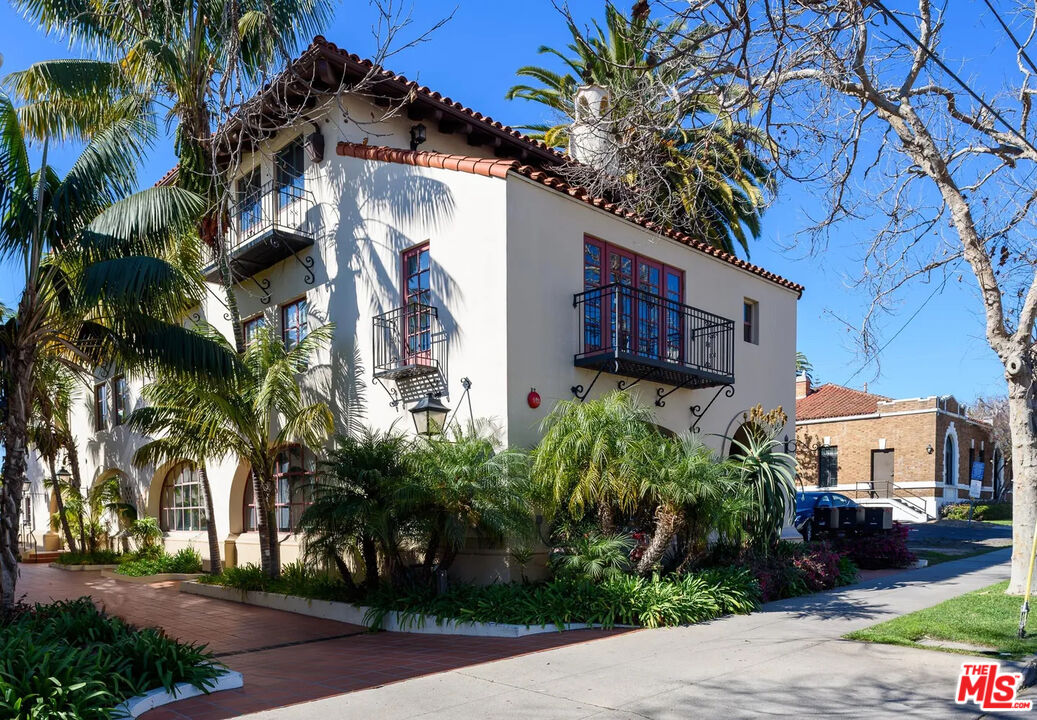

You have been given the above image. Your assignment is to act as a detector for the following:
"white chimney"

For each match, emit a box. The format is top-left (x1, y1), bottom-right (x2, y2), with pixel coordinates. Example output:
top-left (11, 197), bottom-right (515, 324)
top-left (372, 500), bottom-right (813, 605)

top-left (569, 84), bottom-right (619, 174)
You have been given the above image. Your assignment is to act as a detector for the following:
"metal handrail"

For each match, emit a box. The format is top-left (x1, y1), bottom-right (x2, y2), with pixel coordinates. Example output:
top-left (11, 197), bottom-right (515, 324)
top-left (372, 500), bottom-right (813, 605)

top-left (573, 282), bottom-right (735, 381)
top-left (229, 179), bottom-right (316, 251)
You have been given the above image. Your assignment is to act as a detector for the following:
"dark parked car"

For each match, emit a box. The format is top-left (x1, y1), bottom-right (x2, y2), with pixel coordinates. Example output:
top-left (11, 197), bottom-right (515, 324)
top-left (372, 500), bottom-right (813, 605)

top-left (794, 491), bottom-right (859, 541)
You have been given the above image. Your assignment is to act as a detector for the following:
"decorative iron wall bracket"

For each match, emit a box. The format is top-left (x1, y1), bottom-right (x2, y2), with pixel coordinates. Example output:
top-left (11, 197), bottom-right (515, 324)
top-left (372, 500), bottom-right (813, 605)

top-left (654, 376), bottom-right (695, 407)
top-left (617, 365), bottom-right (655, 392)
top-left (689, 384), bottom-right (734, 433)
top-left (375, 377), bottom-right (402, 407)
top-left (571, 360), bottom-right (618, 402)
top-left (251, 277), bottom-right (272, 305)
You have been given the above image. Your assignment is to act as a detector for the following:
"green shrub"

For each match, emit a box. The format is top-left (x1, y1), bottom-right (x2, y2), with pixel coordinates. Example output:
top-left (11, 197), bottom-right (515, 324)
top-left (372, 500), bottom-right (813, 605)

top-left (835, 524), bottom-right (916, 570)
top-left (364, 568), bottom-right (760, 630)
top-left (941, 502), bottom-right (1012, 522)
top-left (0, 598), bottom-right (222, 719)
top-left (55, 550), bottom-right (121, 566)
top-left (748, 541), bottom-right (859, 601)
top-left (202, 561), bottom-right (348, 601)
top-left (116, 548), bottom-right (203, 577)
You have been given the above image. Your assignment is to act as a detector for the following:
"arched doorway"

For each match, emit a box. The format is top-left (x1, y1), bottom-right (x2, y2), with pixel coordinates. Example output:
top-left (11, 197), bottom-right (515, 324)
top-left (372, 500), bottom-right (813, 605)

top-left (728, 422), bottom-right (762, 459)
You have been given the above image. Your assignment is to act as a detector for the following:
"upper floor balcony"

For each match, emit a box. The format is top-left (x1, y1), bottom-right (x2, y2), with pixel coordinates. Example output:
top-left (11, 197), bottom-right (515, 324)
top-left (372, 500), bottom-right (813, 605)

top-left (372, 302), bottom-right (449, 403)
top-left (574, 283), bottom-right (735, 391)
top-left (204, 180), bottom-right (318, 282)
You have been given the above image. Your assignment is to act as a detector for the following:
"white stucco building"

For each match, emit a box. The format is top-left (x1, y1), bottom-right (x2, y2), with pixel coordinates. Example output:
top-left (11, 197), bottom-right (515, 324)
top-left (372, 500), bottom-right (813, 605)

top-left (22, 37), bottom-right (803, 580)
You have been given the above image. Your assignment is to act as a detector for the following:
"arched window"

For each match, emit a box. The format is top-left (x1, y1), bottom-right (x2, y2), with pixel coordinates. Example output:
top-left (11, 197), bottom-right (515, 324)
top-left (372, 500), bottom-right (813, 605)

top-left (944, 434), bottom-right (957, 486)
top-left (244, 446), bottom-right (316, 533)
top-left (162, 463), bottom-right (205, 531)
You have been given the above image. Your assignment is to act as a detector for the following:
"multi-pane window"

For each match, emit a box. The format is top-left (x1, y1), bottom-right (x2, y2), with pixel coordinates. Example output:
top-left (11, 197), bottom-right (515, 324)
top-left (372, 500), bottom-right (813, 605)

top-left (275, 138), bottom-right (305, 209)
top-left (243, 315), bottom-right (266, 349)
top-left (94, 384), bottom-right (109, 431)
top-left (743, 299), bottom-right (759, 344)
top-left (161, 463), bottom-right (206, 532)
top-left (402, 243), bottom-right (432, 363)
top-left (113, 375), bottom-right (130, 425)
top-left (582, 237), bottom-right (683, 359)
top-left (237, 168), bottom-right (263, 236)
top-left (944, 435), bottom-right (957, 485)
top-left (281, 298), bottom-right (308, 351)
top-left (244, 445), bottom-right (315, 533)
top-left (818, 446), bottom-right (838, 487)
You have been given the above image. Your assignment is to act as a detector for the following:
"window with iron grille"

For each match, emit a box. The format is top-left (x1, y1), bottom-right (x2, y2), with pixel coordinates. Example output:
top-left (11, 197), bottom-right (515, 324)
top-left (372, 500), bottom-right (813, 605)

top-left (818, 446), bottom-right (838, 487)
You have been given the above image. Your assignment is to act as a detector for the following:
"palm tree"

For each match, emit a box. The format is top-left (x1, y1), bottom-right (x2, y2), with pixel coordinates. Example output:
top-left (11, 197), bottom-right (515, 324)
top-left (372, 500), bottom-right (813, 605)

top-left (128, 322), bottom-right (334, 579)
top-left (10, 0), bottom-right (334, 351)
top-left (407, 428), bottom-right (533, 577)
top-left (532, 392), bottom-right (656, 533)
top-left (633, 434), bottom-right (738, 575)
top-left (299, 427), bottom-right (412, 592)
top-left (0, 95), bottom-right (237, 607)
top-left (506, 3), bottom-right (772, 256)
top-left (27, 356), bottom-right (81, 553)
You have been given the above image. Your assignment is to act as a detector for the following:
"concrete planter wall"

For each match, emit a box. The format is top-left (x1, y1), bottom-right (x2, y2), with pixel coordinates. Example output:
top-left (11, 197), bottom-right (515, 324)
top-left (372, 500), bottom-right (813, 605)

top-left (49, 562), bottom-right (120, 572)
top-left (113, 668), bottom-right (243, 718)
top-left (102, 570), bottom-right (205, 584)
top-left (181, 581), bottom-right (606, 637)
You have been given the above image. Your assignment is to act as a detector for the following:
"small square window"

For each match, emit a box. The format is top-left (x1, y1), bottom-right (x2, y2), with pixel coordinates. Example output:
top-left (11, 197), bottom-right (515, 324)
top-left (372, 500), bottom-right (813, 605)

top-left (743, 299), bottom-right (759, 344)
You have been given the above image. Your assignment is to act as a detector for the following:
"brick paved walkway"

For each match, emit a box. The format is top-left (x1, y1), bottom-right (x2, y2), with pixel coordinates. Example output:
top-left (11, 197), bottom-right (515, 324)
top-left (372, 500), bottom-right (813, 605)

top-left (18, 564), bottom-right (621, 719)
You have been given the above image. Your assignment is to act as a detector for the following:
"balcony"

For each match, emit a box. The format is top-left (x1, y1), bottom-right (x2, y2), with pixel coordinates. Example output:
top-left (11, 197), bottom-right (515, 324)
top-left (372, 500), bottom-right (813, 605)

top-left (204, 181), bottom-right (317, 282)
top-left (573, 283), bottom-right (735, 391)
top-left (372, 303), bottom-right (448, 403)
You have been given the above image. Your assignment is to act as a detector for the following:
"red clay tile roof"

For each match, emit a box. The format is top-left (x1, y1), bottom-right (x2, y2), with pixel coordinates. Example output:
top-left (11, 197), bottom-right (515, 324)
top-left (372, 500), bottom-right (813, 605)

top-left (337, 142), bottom-right (805, 296)
top-left (796, 384), bottom-right (892, 421)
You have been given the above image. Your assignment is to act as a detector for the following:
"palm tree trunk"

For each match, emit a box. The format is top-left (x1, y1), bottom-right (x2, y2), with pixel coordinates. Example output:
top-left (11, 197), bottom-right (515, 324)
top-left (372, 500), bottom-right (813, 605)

top-left (332, 553), bottom-right (356, 592)
top-left (361, 535), bottom-right (378, 590)
top-left (421, 530), bottom-right (440, 572)
top-left (250, 471), bottom-right (275, 578)
top-left (0, 343), bottom-right (33, 607)
top-left (597, 503), bottom-right (616, 534)
top-left (635, 505), bottom-right (682, 577)
top-left (62, 435), bottom-right (86, 555)
top-left (45, 455), bottom-right (77, 554)
top-left (199, 465), bottom-right (222, 575)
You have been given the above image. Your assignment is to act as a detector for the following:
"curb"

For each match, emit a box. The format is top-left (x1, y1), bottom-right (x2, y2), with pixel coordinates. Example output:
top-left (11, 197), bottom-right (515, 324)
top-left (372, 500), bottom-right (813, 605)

top-left (180, 581), bottom-right (623, 637)
top-left (49, 562), bottom-right (120, 572)
top-left (102, 570), bottom-right (205, 584)
top-left (112, 668), bottom-right (243, 718)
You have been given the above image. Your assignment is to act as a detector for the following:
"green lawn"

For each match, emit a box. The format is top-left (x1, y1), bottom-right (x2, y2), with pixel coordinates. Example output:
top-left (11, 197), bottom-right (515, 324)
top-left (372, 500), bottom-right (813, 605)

top-left (914, 545), bottom-right (1006, 566)
top-left (985, 519), bottom-right (1013, 526)
top-left (846, 581), bottom-right (1037, 657)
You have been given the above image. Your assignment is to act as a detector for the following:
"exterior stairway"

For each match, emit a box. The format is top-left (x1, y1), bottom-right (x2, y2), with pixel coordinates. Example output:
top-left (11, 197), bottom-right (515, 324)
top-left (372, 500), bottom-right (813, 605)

top-left (19, 550), bottom-right (62, 564)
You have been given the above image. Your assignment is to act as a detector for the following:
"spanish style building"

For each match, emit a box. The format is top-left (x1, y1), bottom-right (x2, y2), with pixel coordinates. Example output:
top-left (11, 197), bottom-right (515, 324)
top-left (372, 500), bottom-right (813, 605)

top-left (794, 376), bottom-right (1006, 522)
top-left (23, 37), bottom-right (803, 579)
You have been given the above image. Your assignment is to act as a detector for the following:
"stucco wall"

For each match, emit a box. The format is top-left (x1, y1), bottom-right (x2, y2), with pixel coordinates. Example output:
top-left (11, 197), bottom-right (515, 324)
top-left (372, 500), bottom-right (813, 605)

top-left (503, 174), bottom-right (800, 452)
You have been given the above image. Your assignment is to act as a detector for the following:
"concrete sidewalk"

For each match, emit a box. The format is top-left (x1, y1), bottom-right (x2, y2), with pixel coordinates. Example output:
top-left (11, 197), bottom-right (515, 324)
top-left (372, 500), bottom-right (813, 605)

top-left (238, 549), bottom-right (1022, 719)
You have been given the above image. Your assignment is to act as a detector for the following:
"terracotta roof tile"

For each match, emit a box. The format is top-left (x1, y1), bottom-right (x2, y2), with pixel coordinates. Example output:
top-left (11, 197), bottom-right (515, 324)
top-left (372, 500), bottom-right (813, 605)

top-left (796, 384), bottom-right (892, 421)
top-left (336, 142), bottom-right (804, 295)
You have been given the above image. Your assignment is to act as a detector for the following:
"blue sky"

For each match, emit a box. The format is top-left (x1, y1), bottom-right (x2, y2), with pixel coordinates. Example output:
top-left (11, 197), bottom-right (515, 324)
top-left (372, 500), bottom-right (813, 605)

top-left (0, 0), bottom-right (1011, 402)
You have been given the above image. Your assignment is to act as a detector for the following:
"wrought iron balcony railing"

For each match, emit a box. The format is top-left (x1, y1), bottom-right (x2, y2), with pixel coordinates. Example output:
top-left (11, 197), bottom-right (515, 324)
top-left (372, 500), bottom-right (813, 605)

top-left (205, 180), bottom-right (318, 281)
top-left (574, 282), bottom-right (735, 390)
top-left (372, 302), bottom-right (448, 403)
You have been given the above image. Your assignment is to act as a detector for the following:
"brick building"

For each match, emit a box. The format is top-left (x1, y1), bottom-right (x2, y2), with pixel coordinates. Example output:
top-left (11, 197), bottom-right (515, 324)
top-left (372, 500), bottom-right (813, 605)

top-left (794, 376), bottom-right (1006, 521)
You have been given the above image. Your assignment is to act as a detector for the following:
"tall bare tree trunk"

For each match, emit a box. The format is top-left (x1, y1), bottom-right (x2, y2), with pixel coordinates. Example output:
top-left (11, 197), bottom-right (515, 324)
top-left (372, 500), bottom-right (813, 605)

top-left (250, 471), bottom-right (279, 579)
top-left (1006, 377), bottom-right (1037, 594)
top-left (199, 465), bottom-right (222, 575)
top-left (0, 344), bottom-right (33, 607)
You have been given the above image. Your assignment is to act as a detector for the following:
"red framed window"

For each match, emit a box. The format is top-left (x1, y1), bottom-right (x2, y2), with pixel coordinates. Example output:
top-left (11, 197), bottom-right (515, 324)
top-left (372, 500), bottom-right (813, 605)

top-left (583, 236), bottom-right (684, 361)
top-left (281, 298), bottom-right (308, 351)
top-left (113, 375), bottom-right (130, 425)
top-left (94, 383), bottom-right (110, 431)
top-left (401, 243), bottom-right (432, 363)
top-left (244, 445), bottom-right (316, 533)
top-left (243, 314), bottom-right (265, 349)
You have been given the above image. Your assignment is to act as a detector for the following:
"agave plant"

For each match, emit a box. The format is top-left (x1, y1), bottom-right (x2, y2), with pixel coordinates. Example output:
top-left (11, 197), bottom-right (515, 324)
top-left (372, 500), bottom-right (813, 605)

top-left (729, 429), bottom-right (797, 550)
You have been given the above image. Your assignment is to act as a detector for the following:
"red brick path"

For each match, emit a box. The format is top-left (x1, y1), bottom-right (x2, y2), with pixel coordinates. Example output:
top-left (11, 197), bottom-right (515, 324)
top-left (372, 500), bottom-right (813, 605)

top-left (18, 564), bottom-right (622, 719)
